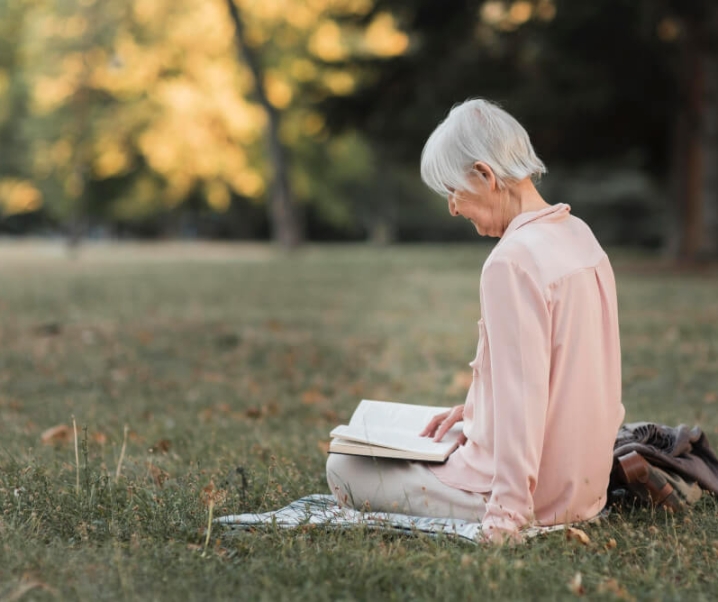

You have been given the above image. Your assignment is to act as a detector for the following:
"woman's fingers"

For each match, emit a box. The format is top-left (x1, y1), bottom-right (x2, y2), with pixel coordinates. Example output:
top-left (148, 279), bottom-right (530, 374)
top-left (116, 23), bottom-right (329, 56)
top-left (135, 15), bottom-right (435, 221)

top-left (432, 406), bottom-right (464, 442)
top-left (419, 411), bottom-right (450, 437)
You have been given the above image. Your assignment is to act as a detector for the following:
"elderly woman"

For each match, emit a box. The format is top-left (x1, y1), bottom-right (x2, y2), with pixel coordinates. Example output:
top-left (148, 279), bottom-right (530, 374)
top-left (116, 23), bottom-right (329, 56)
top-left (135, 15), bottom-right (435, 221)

top-left (326, 99), bottom-right (625, 543)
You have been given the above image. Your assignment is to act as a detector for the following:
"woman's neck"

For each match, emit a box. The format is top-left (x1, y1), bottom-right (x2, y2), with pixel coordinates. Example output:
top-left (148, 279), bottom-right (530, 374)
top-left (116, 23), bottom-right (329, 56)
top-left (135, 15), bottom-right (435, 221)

top-left (504, 179), bottom-right (549, 225)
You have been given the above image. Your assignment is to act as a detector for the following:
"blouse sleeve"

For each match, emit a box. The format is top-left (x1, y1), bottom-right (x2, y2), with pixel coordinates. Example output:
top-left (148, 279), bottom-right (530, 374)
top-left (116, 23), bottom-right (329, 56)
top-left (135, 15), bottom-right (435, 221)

top-left (478, 259), bottom-right (551, 543)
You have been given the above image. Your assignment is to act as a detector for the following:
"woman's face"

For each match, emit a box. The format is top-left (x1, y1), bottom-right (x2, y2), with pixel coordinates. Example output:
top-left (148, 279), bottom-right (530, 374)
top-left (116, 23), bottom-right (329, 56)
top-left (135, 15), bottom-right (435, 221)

top-left (447, 164), bottom-right (506, 237)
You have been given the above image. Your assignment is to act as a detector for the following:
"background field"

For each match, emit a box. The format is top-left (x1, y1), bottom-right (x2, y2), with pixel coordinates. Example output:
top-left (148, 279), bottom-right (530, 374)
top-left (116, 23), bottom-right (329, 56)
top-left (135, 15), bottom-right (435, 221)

top-left (1, 242), bottom-right (718, 601)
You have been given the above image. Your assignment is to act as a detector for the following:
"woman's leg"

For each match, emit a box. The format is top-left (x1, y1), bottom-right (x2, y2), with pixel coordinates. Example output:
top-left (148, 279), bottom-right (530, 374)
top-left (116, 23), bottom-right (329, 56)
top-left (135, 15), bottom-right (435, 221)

top-left (326, 453), bottom-right (486, 521)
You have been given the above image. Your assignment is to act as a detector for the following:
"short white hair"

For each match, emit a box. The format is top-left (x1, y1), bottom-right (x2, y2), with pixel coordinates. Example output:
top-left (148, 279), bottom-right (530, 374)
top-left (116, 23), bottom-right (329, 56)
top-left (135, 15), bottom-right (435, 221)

top-left (420, 98), bottom-right (547, 196)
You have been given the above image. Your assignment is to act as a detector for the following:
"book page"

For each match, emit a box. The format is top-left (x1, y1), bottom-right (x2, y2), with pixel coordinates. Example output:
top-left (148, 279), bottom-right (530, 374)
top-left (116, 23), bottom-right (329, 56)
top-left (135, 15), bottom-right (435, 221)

top-left (329, 400), bottom-right (462, 455)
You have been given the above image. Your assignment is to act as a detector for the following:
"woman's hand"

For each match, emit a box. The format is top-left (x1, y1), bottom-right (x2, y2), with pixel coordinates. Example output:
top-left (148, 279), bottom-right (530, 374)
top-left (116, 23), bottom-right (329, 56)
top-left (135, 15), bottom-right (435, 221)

top-left (419, 405), bottom-right (467, 445)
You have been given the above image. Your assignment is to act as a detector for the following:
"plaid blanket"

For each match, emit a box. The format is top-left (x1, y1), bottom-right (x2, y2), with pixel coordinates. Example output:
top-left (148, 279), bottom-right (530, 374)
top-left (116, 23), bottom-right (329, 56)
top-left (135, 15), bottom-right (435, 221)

top-left (216, 494), bottom-right (569, 543)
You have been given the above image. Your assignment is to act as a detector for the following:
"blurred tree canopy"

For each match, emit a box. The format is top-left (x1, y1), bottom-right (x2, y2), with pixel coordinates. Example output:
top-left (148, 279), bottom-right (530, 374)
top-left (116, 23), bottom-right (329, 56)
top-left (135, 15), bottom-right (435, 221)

top-left (0, 0), bottom-right (716, 259)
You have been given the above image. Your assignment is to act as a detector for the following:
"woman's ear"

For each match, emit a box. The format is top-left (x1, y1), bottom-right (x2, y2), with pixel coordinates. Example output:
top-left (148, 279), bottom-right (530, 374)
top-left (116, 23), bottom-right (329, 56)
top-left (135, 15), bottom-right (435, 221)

top-left (472, 161), bottom-right (497, 190)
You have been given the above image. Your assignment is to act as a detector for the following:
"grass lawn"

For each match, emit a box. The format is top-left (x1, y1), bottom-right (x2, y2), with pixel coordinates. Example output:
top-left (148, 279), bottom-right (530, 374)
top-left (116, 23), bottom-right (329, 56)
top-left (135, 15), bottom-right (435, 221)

top-left (1, 241), bottom-right (718, 601)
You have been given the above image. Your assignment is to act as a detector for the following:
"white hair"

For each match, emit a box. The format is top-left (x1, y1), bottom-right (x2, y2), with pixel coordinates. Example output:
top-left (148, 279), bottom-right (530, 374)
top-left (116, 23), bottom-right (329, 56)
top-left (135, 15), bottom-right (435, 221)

top-left (420, 98), bottom-right (547, 196)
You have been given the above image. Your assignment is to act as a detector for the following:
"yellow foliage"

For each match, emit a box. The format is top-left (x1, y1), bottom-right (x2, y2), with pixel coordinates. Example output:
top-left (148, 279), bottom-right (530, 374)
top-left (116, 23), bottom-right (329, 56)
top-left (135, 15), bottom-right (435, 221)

top-left (229, 168), bottom-right (265, 198)
top-left (509, 1), bottom-right (533, 25)
top-left (32, 76), bottom-right (75, 114)
top-left (265, 72), bottom-right (294, 109)
top-left (62, 15), bottom-right (89, 38)
top-left (61, 52), bottom-right (86, 81)
top-left (363, 12), bottom-right (409, 57)
top-left (242, 0), bottom-right (290, 22)
top-left (303, 112), bottom-right (325, 136)
top-left (481, 1), bottom-right (507, 26)
top-left (535, 0), bottom-right (556, 22)
top-left (309, 21), bottom-right (348, 61)
top-left (64, 172), bottom-right (84, 199)
top-left (166, 1), bottom-right (233, 55)
top-left (138, 128), bottom-right (178, 174)
top-left (52, 140), bottom-right (74, 168)
top-left (0, 70), bottom-right (9, 97)
top-left (285, 3), bottom-right (314, 29)
top-left (21, 0), bottom-right (391, 214)
top-left (323, 71), bottom-right (355, 95)
top-left (306, 0), bottom-right (372, 15)
top-left (289, 59), bottom-right (318, 82)
top-left (0, 179), bottom-right (43, 215)
top-left (206, 180), bottom-right (231, 211)
top-left (133, 0), bottom-right (170, 25)
top-left (93, 142), bottom-right (131, 178)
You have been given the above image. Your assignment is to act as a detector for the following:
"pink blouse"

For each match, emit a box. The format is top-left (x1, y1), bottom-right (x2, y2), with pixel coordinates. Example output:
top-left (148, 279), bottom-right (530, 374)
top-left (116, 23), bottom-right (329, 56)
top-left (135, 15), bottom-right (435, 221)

top-left (430, 203), bottom-right (625, 542)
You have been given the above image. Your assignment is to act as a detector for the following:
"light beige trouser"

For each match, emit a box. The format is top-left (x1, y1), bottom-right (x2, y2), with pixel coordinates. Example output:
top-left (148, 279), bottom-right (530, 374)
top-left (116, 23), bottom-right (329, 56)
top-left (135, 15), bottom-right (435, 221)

top-left (326, 453), bottom-right (487, 521)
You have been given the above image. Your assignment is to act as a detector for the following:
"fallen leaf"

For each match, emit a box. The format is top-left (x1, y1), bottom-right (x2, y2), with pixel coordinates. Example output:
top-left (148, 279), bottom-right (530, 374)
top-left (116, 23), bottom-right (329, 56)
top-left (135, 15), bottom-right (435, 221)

top-left (201, 372), bottom-right (227, 384)
top-left (148, 439), bottom-right (171, 454)
top-left (301, 388), bottom-right (328, 405)
top-left (317, 440), bottom-right (330, 454)
top-left (566, 527), bottom-right (591, 545)
top-left (40, 424), bottom-right (73, 446)
top-left (321, 409), bottom-right (338, 422)
top-left (34, 322), bottom-right (61, 336)
top-left (245, 407), bottom-right (262, 419)
top-left (148, 463), bottom-right (169, 487)
top-left (568, 572), bottom-right (585, 596)
top-left (265, 319), bottom-right (283, 332)
top-left (605, 537), bottom-right (617, 549)
top-left (136, 330), bottom-right (153, 344)
top-left (92, 432), bottom-right (107, 445)
top-left (598, 578), bottom-right (634, 600)
top-left (704, 392), bottom-right (717, 404)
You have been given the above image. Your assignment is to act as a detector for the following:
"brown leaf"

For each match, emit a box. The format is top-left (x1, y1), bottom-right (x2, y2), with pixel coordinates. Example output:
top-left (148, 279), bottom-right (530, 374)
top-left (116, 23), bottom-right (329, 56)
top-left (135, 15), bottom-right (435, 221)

top-left (605, 537), bottom-right (617, 549)
top-left (321, 409), bottom-right (338, 422)
top-left (265, 319), bottom-right (283, 332)
top-left (245, 406), bottom-right (262, 419)
top-left (566, 527), bottom-right (591, 545)
top-left (568, 572), bottom-right (585, 596)
top-left (92, 431), bottom-right (107, 445)
top-left (148, 439), bottom-right (171, 454)
top-left (148, 463), bottom-right (169, 487)
top-left (317, 440), bottom-right (330, 454)
top-left (40, 424), bottom-right (73, 446)
top-left (136, 330), bottom-right (153, 344)
top-left (201, 372), bottom-right (227, 384)
top-left (301, 388), bottom-right (327, 405)
top-left (597, 578), bottom-right (634, 601)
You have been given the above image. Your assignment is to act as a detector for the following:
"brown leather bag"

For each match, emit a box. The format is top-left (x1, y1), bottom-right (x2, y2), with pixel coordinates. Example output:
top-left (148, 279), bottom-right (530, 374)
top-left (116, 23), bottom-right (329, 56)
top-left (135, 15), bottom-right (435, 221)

top-left (612, 451), bottom-right (687, 512)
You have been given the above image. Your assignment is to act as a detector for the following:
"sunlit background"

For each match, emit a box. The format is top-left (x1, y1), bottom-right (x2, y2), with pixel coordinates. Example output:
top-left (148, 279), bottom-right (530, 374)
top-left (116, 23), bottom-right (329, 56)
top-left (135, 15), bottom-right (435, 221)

top-left (0, 0), bottom-right (716, 259)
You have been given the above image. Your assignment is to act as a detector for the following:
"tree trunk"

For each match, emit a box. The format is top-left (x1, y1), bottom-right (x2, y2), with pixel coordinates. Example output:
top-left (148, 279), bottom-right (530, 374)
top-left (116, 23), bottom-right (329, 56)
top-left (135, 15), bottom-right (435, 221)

top-left (700, 50), bottom-right (718, 257)
top-left (224, 0), bottom-right (303, 249)
top-left (671, 10), bottom-right (718, 262)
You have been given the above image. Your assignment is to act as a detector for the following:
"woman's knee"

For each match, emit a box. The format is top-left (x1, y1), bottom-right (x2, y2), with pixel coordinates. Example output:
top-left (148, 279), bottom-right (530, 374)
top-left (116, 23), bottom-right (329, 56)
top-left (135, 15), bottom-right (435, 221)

top-left (326, 453), bottom-right (369, 507)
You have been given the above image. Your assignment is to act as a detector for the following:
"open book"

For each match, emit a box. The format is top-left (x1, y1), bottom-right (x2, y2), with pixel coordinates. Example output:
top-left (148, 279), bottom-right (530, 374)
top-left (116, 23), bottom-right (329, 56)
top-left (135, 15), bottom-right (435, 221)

top-left (329, 400), bottom-right (463, 463)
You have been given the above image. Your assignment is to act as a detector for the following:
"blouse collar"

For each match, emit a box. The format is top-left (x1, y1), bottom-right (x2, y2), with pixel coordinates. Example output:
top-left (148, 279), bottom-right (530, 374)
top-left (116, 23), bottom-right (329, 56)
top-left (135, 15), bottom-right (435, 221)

top-left (501, 203), bottom-right (571, 239)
